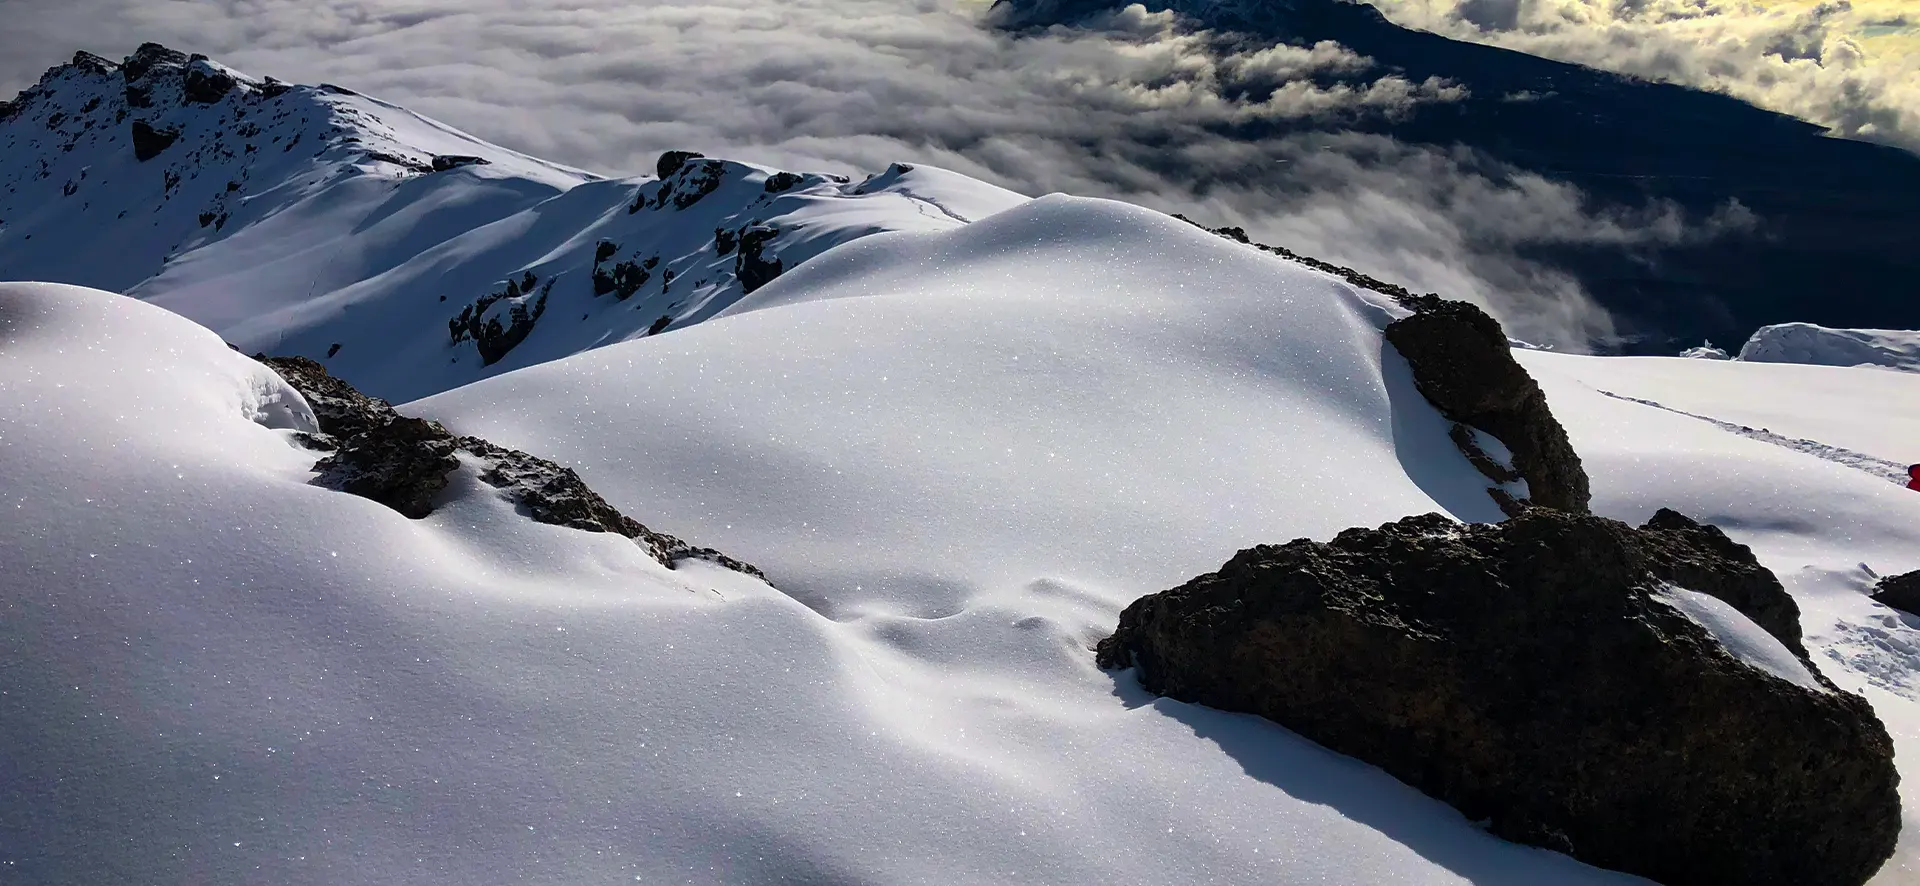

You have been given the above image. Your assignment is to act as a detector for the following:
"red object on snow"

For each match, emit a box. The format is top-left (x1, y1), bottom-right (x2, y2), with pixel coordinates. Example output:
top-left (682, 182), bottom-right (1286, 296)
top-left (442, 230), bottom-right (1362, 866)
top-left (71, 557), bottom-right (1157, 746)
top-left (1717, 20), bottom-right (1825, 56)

top-left (1909, 465), bottom-right (1920, 492)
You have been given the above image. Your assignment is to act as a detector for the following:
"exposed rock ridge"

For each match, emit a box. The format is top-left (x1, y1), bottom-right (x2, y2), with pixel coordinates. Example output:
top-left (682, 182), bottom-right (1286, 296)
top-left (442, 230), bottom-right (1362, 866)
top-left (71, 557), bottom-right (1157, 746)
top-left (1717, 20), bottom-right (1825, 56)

top-left (1097, 507), bottom-right (1897, 886)
top-left (1871, 569), bottom-right (1920, 615)
top-left (260, 356), bottom-right (761, 578)
top-left (1386, 295), bottom-right (1591, 514)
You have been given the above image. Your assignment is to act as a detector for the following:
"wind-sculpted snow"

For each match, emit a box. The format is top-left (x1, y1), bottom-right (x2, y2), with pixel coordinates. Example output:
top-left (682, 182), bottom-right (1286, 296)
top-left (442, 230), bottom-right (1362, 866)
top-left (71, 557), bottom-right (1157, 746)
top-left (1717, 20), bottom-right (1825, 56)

top-left (8, 178), bottom-right (1920, 882)
top-left (1738, 323), bottom-right (1920, 374)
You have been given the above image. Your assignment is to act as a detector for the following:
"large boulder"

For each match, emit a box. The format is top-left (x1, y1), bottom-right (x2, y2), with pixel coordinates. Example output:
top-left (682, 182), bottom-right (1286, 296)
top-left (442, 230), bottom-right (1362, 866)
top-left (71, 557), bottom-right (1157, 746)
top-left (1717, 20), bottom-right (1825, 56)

top-left (1385, 296), bottom-right (1591, 514)
top-left (259, 357), bottom-right (761, 576)
top-left (1097, 508), bottom-right (1898, 886)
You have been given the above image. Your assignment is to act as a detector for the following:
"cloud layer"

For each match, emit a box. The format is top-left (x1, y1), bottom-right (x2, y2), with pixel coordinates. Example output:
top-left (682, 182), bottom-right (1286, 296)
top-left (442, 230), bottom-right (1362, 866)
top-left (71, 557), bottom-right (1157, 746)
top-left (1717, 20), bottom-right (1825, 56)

top-left (1370, 0), bottom-right (1920, 151)
top-left (0, 0), bottom-right (1803, 347)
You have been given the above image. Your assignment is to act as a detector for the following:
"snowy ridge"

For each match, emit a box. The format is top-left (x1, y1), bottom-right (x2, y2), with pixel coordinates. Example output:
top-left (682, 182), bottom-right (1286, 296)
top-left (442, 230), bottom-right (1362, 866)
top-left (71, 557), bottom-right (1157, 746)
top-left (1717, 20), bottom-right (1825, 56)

top-left (0, 45), bottom-right (1028, 402)
top-left (1737, 323), bottom-right (1920, 374)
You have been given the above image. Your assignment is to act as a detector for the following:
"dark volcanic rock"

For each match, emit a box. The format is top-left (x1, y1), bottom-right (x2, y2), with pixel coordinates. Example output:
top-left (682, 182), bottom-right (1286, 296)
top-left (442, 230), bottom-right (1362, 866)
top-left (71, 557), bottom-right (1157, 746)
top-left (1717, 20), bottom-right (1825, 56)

top-left (130, 120), bottom-right (181, 161)
top-left (656, 150), bottom-right (703, 180)
top-left (1872, 570), bottom-right (1920, 615)
top-left (69, 51), bottom-right (117, 77)
top-left (1386, 296), bottom-right (1590, 514)
top-left (120, 43), bottom-right (188, 85)
top-left (182, 55), bottom-right (237, 104)
top-left (763, 171), bottom-right (804, 193)
top-left (735, 224), bottom-right (783, 294)
top-left (1098, 509), bottom-right (1898, 886)
top-left (1635, 507), bottom-right (1806, 655)
top-left (315, 415), bottom-right (462, 519)
top-left (259, 356), bottom-right (394, 440)
top-left (643, 157), bottom-right (726, 211)
top-left (447, 275), bottom-right (551, 365)
top-left (258, 357), bottom-right (760, 577)
top-left (430, 154), bottom-right (491, 172)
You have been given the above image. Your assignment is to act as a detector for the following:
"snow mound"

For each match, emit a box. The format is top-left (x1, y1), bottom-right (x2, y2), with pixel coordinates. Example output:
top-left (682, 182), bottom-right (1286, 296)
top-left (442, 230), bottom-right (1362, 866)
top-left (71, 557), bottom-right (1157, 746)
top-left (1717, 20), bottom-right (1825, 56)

top-left (1, 221), bottom-right (1642, 884)
top-left (1737, 322), bottom-right (1920, 373)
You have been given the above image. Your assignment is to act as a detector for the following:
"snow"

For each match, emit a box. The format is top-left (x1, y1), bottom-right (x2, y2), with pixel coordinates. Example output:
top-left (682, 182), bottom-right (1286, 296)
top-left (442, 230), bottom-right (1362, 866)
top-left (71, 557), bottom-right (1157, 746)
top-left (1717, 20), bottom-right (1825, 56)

top-left (1518, 353), bottom-right (1920, 481)
top-left (1655, 586), bottom-right (1828, 692)
top-left (1, 53), bottom-right (1027, 403)
top-left (1738, 322), bottom-right (1920, 373)
top-left (9, 100), bottom-right (1920, 882)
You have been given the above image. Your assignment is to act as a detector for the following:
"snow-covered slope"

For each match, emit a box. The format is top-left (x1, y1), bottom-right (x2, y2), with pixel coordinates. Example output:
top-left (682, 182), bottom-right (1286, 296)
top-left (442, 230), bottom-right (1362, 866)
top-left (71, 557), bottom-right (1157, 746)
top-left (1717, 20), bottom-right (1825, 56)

top-left (0, 46), bottom-right (1026, 402)
top-left (1737, 322), bottom-right (1920, 374)
top-left (4, 211), bottom-right (1657, 885)
top-left (9, 190), bottom-right (1920, 883)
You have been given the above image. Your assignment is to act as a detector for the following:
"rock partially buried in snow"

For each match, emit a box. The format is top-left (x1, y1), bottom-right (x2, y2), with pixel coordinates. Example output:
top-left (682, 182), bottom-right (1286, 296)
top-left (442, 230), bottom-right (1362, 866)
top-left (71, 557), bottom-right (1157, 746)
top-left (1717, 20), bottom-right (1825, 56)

top-left (655, 149), bottom-right (703, 181)
top-left (129, 119), bottom-right (179, 161)
top-left (261, 356), bottom-right (761, 576)
top-left (1386, 295), bottom-right (1591, 515)
top-left (1871, 570), bottom-right (1920, 615)
top-left (1097, 508), bottom-right (1899, 886)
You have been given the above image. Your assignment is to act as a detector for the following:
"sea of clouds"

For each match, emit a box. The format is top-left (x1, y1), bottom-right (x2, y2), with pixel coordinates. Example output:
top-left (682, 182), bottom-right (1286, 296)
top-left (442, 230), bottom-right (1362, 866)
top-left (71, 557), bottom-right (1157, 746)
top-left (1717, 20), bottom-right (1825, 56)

top-left (1, 0), bottom-right (1908, 348)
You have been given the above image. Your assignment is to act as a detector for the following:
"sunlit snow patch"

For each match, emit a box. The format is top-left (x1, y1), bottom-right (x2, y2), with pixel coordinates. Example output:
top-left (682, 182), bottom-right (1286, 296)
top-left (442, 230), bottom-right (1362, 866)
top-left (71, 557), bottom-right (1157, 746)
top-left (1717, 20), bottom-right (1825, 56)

top-left (1656, 585), bottom-right (1827, 692)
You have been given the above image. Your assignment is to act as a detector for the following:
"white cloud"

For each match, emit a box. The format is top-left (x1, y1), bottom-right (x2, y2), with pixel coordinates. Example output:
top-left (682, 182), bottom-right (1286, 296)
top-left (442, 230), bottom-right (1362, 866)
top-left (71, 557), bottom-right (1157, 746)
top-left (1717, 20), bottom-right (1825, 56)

top-left (1368, 0), bottom-right (1920, 151)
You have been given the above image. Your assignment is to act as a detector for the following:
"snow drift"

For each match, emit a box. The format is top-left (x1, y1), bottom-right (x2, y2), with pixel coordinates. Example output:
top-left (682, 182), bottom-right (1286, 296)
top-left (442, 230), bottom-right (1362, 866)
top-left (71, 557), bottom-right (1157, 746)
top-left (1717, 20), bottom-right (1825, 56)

top-left (1737, 323), bottom-right (1920, 374)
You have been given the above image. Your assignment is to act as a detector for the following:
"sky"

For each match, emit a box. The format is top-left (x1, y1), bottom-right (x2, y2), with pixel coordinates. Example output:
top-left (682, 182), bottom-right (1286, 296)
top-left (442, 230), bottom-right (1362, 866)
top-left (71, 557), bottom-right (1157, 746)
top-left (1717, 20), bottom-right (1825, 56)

top-left (0, 0), bottom-right (1912, 349)
top-left (1369, 0), bottom-right (1920, 152)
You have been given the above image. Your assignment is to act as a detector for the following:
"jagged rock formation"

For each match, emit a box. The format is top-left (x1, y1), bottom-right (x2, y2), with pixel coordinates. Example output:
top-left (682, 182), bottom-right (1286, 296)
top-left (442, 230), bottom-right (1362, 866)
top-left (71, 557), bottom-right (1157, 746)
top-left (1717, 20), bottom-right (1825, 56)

top-left (1872, 570), bottom-right (1920, 615)
top-left (448, 272), bottom-right (553, 365)
top-left (261, 356), bottom-right (760, 576)
top-left (1386, 296), bottom-right (1591, 514)
top-left (1097, 508), bottom-right (1899, 886)
top-left (656, 149), bottom-right (702, 180)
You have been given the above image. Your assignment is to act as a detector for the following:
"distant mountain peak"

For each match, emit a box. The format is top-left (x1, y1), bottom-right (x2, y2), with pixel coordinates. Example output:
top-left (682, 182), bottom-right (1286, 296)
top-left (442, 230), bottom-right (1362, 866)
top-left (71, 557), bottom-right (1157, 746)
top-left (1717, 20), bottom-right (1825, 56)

top-left (0, 46), bottom-right (1030, 402)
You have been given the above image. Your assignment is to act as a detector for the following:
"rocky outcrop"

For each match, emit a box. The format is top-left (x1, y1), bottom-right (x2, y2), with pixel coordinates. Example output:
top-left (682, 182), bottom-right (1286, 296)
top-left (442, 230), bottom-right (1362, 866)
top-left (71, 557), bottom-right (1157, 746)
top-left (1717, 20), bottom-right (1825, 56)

top-left (130, 120), bottom-right (180, 161)
top-left (260, 357), bottom-right (761, 576)
top-left (1872, 570), bottom-right (1920, 615)
top-left (735, 224), bottom-right (783, 294)
top-left (1098, 508), bottom-right (1897, 886)
top-left (656, 150), bottom-right (703, 180)
top-left (120, 43), bottom-right (188, 85)
top-left (1385, 296), bottom-right (1591, 514)
top-left (182, 55), bottom-right (237, 104)
top-left (636, 156), bottom-right (727, 212)
top-left (1635, 508), bottom-right (1807, 654)
top-left (448, 272), bottom-right (552, 365)
top-left (69, 51), bottom-right (117, 77)
top-left (431, 154), bottom-right (491, 172)
top-left (764, 171), bottom-right (804, 193)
